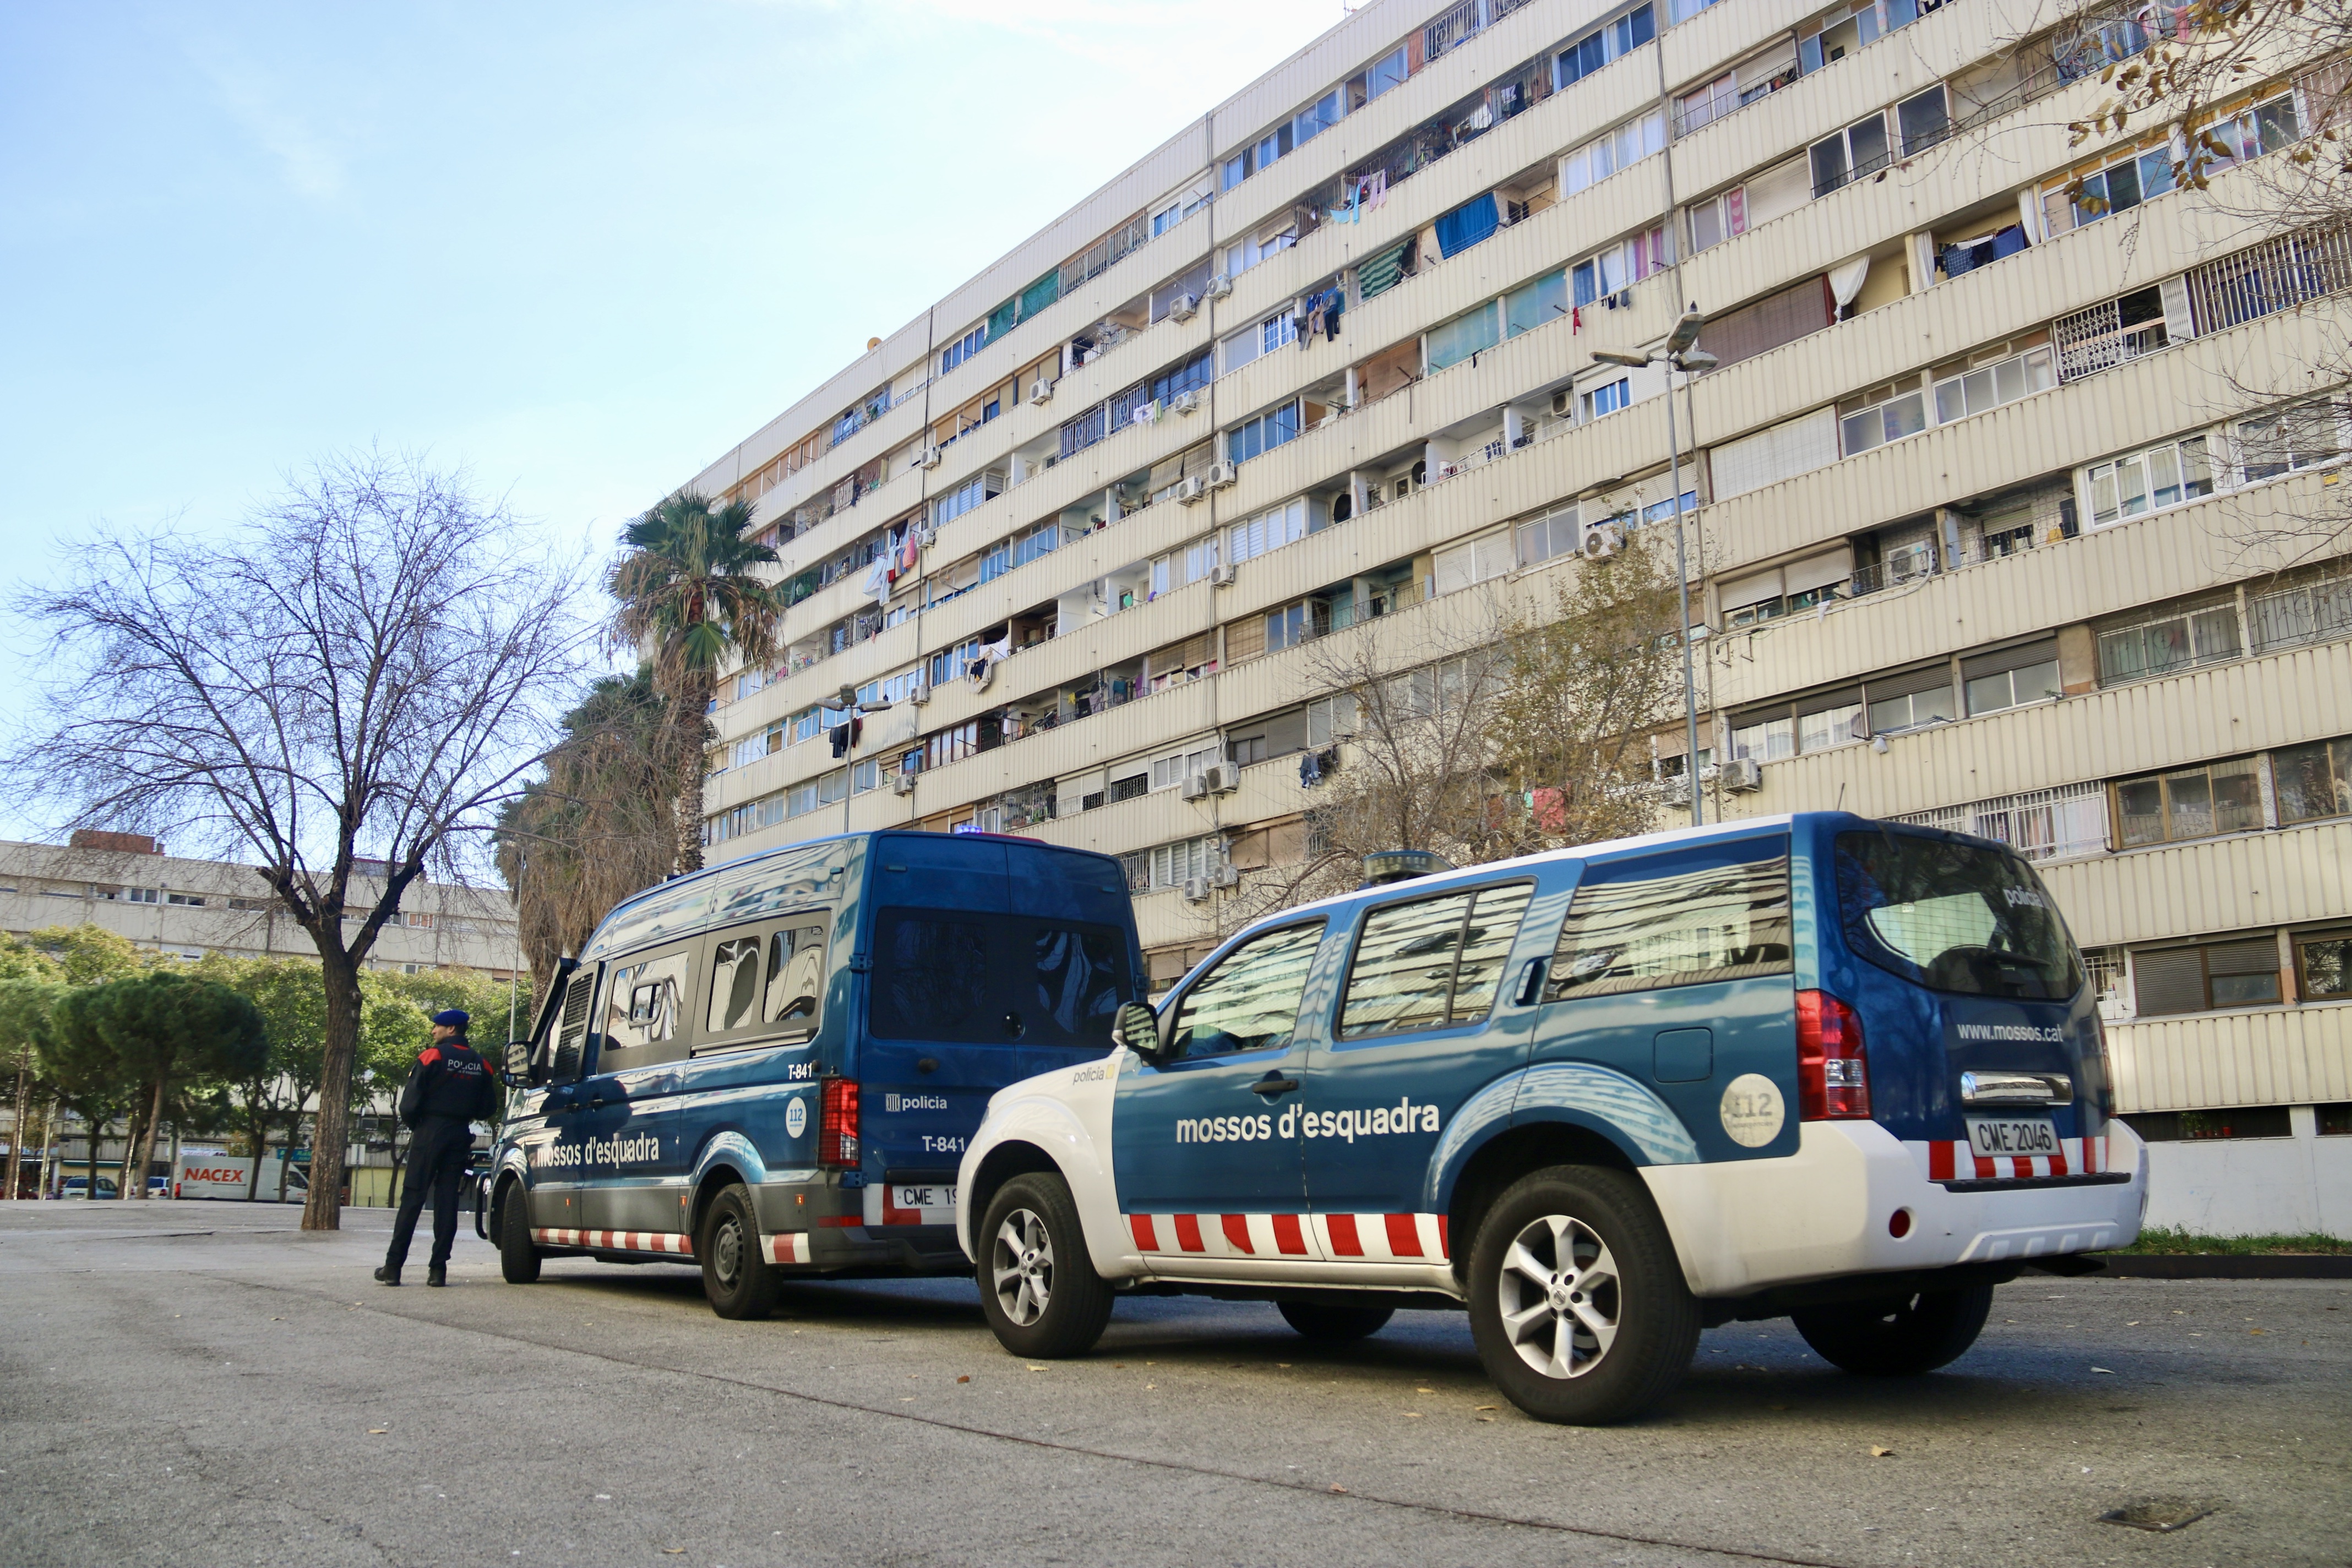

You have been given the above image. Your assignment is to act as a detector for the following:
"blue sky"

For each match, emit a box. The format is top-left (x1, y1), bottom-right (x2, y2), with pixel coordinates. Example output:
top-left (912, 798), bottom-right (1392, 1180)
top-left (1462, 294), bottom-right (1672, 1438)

top-left (0, 0), bottom-right (1344, 777)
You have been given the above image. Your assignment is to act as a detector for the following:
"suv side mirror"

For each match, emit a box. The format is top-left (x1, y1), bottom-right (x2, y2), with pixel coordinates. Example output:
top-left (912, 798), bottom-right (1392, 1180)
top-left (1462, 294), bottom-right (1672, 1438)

top-left (1112, 1001), bottom-right (1169, 1064)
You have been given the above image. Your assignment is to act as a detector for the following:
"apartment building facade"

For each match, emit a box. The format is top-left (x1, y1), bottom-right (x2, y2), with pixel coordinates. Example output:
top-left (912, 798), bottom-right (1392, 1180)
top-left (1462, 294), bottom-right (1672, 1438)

top-left (677, 0), bottom-right (2352, 1233)
top-left (0, 834), bottom-right (522, 979)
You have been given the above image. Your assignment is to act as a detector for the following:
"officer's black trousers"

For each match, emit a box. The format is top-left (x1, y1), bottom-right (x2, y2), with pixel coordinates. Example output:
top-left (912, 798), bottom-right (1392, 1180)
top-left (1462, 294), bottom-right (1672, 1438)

top-left (386, 1117), bottom-right (473, 1271)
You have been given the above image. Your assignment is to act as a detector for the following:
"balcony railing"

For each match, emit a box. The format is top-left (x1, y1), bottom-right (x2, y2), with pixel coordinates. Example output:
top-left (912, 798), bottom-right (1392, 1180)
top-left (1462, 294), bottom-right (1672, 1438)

top-left (1894, 781), bottom-right (2110, 863)
top-left (2185, 219), bottom-right (2352, 335)
top-left (2053, 297), bottom-right (2171, 383)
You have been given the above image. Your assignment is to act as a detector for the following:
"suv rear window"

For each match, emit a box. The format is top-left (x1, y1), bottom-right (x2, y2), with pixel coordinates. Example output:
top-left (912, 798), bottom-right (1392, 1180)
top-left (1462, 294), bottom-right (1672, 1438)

top-left (1834, 831), bottom-right (2083, 999)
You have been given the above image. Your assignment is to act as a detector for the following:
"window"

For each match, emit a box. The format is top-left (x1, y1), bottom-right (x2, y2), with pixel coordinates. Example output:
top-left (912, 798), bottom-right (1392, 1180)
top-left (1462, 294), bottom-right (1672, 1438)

top-left (1223, 227), bottom-right (1295, 280)
top-left (1798, 696), bottom-right (1864, 753)
top-left (932, 470), bottom-right (1003, 526)
top-left (1151, 746), bottom-right (1220, 792)
top-left (2273, 736), bottom-right (2352, 824)
top-left (1930, 347), bottom-right (2056, 424)
top-left (1227, 499), bottom-right (1307, 563)
top-left (2073, 143), bottom-right (2177, 225)
top-left (1516, 504), bottom-right (1582, 566)
top-left (2124, 1106), bottom-right (2295, 1140)
top-left (1505, 271), bottom-right (1569, 337)
top-left (1963, 646), bottom-right (2061, 716)
top-left (1433, 530), bottom-right (1512, 594)
top-left (1585, 378), bottom-right (1632, 420)
top-left (1811, 111), bottom-right (1891, 197)
top-left (1866, 668), bottom-right (1957, 733)
top-left (1227, 401), bottom-right (1301, 464)
top-left (870, 910), bottom-right (1136, 1049)
top-left (166, 892), bottom-right (206, 907)
top-left (1547, 846), bottom-right (1792, 999)
top-left (1730, 713), bottom-right (1795, 762)
top-left (1150, 834), bottom-right (1218, 888)
top-left (1306, 694), bottom-right (1357, 747)
top-left (2196, 89), bottom-right (2302, 177)
top-left (1835, 833), bottom-right (2082, 999)
top-left (2083, 434), bottom-right (2213, 527)
top-left (1364, 45), bottom-right (1408, 101)
top-left (1572, 244), bottom-right (1630, 306)
top-left (2097, 600), bottom-right (2240, 685)
top-left (2114, 755), bottom-right (2264, 847)
top-left (1687, 187), bottom-right (1746, 252)
top-left (2132, 937), bottom-right (2282, 1015)
top-left (1427, 302), bottom-right (1501, 371)
top-left (1561, 110), bottom-right (1665, 194)
top-left (2297, 929), bottom-right (2352, 999)
top-left (1553, 4), bottom-right (1654, 91)
top-left (704, 923), bottom-right (826, 1040)
top-left (603, 949), bottom-right (692, 1059)
top-left (2236, 396), bottom-right (2345, 481)
top-left (1341, 884), bottom-right (1534, 1037)
top-left (1168, 921), bottom-right (1325, 1058)
top-left (1839, 377), bottom-right (1928, 455)
top-left (1265, 600), bottom-right (1332, 652)
top-left (941, 323), bottom-right (988, 375)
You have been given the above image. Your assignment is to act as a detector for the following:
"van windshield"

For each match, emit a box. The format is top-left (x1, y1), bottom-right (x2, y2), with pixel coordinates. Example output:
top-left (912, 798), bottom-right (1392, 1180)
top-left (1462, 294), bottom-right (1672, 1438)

top-left (1834, 831), bottom-right (2083, 1000)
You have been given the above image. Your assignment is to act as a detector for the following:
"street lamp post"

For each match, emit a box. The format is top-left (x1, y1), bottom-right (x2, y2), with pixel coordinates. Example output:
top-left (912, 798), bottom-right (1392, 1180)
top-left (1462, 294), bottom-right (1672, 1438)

top-left (1594, 312), bottom-right (1716, 828)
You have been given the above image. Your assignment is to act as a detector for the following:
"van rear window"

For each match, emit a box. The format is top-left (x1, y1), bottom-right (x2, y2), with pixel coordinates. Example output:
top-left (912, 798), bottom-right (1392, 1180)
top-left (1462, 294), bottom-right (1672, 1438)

top-left (1834, 832), bottom-right (2083, 1000)
top-left (870, 908), bottom-right (1133, 1048)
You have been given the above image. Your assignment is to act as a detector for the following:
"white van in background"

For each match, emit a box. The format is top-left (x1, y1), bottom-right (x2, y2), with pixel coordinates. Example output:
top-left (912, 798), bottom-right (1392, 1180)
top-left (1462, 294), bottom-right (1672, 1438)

top-left (175, 1153), bottom-right (308, 1201)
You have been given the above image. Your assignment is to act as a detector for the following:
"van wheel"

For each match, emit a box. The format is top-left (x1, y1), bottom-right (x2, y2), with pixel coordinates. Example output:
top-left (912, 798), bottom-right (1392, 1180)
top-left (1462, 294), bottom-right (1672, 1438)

top-left (699, 1183), bottom-right (780, 1321)
top-left (1278, 1301), bottom-right (1394, 1343)
top-left (1467, 1166), bottom-right (1699, 1425)
top-left (1792, 1282), bottom-right (1995, 1375)
top-left (976, 1173), bottom-right (1112, 1358)
top-left (497, 1182), bottom-right (541, 1284)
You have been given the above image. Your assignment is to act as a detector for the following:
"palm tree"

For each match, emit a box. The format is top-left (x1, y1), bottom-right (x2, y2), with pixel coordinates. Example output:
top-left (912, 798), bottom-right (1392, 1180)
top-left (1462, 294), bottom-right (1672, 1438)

top-left (607, 492), bottom-right (782, 875)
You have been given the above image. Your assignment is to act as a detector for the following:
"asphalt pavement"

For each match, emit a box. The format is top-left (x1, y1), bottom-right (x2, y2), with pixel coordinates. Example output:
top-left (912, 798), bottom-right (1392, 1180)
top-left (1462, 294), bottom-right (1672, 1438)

top-left (1, 1200), bottom-right (2344, 1568)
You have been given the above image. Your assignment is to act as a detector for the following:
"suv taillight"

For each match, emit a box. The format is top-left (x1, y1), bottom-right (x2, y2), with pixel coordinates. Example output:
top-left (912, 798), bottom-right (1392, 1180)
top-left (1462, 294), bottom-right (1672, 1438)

top-left (819, 1076), bottom-right (860, 1167)
top-left (1796, 990), bottom-right (1870, 1120)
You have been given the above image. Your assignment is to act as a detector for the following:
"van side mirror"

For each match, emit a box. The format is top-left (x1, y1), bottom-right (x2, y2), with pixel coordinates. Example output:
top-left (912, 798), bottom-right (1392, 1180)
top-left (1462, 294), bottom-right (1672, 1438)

top-left (1112, 1001), bottom-right (1169, 1064)
top-left (503, 1038), bottom-right (542, 1087)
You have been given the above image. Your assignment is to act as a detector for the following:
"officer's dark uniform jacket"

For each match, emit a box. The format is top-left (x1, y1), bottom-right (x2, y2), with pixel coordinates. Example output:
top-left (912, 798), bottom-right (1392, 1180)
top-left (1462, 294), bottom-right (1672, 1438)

top-left (399, 1040), bottom-right (498, 1127)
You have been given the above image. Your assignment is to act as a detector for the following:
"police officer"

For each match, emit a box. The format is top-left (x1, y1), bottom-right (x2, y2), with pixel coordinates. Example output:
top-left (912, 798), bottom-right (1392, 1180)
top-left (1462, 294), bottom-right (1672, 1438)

top-left (376, 1010), bottom-right (498, 1287)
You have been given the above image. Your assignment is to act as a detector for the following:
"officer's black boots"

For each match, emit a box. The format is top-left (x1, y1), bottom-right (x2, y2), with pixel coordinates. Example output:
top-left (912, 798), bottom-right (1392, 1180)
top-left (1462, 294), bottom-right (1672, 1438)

top-left (374, 1265), bottom-right (400, 1287)
top-left (426, 1265), bottom-right (447, 1288)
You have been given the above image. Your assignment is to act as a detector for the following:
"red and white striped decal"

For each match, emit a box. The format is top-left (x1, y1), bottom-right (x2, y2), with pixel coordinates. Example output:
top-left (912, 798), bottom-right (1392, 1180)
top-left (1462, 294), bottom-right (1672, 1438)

top-left (1919, 1134), bottom-right (2107, 1183)
top-left (763, 1231), bottom-right (813, 1265)
top-left (1124, 1211), bottom-right (1448, 1264)
top-left (532, 1228), bottom-right (695, 1256)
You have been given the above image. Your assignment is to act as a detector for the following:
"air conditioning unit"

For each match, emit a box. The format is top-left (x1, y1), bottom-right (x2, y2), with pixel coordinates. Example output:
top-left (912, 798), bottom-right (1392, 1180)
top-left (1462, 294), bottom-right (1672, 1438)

top-left (1721, 756), bottom-right (1763, 792)
top-left (1885, 541), bottom-right (1935, 581)
top-left (1206, 762), bottom-right (1239, 793)
top-left (1208, 563), bottom-right (1237, 587)
top-left (891, 771), bottom-right (918, 797)
top-left (917, 525), bottom-right (938, 549)
top-left (1169, 390), bottom-right (1202, 416)
top-left (1211, 864), bottom-right (1240, 889)
top-left (1181, 876), bottom-right (1210, 902)
top-left (1582, 522), bottom-right (1625, 560)
top-left (1206, 462), bottom-right (1238, 490)
top-left (1204, 273), bottom-right (1234, 301)
top-left (908, 676), bottom-right (932, 706)
top-left (1662, 776), bottom-right (1692, 807)
top-left (916, 445), bottom-right (943, 470)
top-left (1175, 475), bottom-right (1208, 505)
top-left (1028, 380), bottom-right (1054, 407)
top-left (1180, 771), bottom-right (1210, 801)
top-left (1551, 390), bottom-right (1574, 416)
top-left (1167, 293), bottom-right (1200, 323)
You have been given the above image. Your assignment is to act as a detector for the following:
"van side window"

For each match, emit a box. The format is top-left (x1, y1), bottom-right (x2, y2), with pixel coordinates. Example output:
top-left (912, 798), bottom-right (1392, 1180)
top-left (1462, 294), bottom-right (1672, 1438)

top-left (1340, 884), bottom-right (1534, 1038)
top-left (602, 948), bottom-right (692, 1063)
top-left (703, 923), bottom-right (828, 1039)
top-left (766, 924), bottom-right (827, 1024)
top-left (1547, 847), bottom-right (1792, 1000)
top-left (1169, 921), bottom-right (1325, 1058)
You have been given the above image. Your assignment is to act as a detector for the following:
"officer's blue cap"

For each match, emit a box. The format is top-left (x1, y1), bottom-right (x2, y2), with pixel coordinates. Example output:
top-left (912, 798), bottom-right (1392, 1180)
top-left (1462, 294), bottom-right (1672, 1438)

top-left (432, 1009), bottom-right (470, 1028)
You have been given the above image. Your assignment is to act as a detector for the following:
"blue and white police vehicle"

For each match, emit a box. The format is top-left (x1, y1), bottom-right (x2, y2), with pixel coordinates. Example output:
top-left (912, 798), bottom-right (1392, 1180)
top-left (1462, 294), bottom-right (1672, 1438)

top-left (483, 830), bottom-right (1143, 1319)
top-left (955, 813), bottom-right (2147, 1423)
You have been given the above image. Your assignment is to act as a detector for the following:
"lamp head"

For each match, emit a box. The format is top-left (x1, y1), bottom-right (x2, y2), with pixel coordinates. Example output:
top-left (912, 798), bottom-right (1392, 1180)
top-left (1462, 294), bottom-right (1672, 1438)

top-left (1589, 350), bottom-right (1650, 368)
top-left (1673, 348), bottom-right (1719, 372)
top-left (1666, 309), bottom-right (1705, 353)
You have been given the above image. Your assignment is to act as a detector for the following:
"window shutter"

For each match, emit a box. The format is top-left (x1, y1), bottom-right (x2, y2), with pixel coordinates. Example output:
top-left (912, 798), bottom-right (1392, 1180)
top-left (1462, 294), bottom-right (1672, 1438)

top-left (1433, 542), bottom-right (1476, 596)
top-left (1719, 567), bottom-right (1786, 609)
top-left (1705, 277), bottom-right (1835, 369)
top-left (1709, 409), bottom-right (1839, 498)
top-left (1474, 531), bottom-right (1513, 582)
top-left (1864, 662), bottom-right (1955, 701)
top-left (1741, 156), bottom-right (1810, 228)
top-left (2204, 938), bottom-right (2279, 977)
top-left (1783, 547), bottom-right (1854, 594)
top-left (2132, 947), bottom-right (2207, 1016)
top-left (1227, 616), bottom-right (1266, 662)
top-left (1962, 637), bottom-right (2060, 680)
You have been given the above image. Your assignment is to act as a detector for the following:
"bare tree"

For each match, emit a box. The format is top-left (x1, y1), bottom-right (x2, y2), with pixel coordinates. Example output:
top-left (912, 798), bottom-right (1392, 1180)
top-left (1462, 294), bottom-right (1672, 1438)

top-left (6, 454), bottom-right (586, 1229)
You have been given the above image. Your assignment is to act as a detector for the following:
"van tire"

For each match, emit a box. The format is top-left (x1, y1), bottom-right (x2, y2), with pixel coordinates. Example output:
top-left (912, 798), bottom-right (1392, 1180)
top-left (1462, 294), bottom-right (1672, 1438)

top-left (976, 1172), bottom-right (1112, 1359)
top-left (497, 1182), bottom-right (541, 1284)
top-left (699, 1183), bottom-right (780, 1321)
top-left (1278, 1302), bottom-right (1394, 1343)
top-left (1467, 1165), bottom-right (1699, 1425)
top-left (1791, 1282), bottom-right (1995, 1375)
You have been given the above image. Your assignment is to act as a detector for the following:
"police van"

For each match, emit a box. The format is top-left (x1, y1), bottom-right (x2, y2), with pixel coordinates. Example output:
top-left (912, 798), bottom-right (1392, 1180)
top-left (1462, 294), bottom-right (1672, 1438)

top-left (955, 813), bottom-right (2147, 1423)
top-left (484, 830), bottom-right (1142, 1318)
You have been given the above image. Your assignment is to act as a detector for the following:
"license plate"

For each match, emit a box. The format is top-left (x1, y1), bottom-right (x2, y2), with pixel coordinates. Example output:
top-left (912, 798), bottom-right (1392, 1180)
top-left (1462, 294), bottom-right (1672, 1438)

top-left (891, 1185), bottom-right (955, 1210)
top-left (1966, 1117), bottom-right (2060, 1160)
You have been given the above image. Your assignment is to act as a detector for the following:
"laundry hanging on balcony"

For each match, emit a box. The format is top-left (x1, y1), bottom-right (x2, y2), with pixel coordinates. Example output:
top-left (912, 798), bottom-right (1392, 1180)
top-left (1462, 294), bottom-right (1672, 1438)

top-left (1433, 193), bottom-right (1501, 258)
top-left (1356, 236), bottom-right (1416, 300)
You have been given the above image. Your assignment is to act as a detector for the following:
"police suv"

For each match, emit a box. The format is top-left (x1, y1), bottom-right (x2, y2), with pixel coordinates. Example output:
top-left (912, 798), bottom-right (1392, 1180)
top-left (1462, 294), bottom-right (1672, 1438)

top-left (956, 814), bottom-right (2147, 1423)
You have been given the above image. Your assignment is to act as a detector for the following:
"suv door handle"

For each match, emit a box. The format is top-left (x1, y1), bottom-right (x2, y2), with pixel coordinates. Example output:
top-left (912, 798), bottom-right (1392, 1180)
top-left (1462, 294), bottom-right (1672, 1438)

top-left (1250, 1072), bottom-right (1300, 1098)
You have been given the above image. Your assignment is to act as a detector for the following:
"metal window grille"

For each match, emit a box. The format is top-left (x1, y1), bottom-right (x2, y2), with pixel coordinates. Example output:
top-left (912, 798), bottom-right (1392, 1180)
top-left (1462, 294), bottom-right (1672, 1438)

top-left (2185, 220), bottom-right (2352, 334)
top-left (1893, 781), bottom-right (2110, 863)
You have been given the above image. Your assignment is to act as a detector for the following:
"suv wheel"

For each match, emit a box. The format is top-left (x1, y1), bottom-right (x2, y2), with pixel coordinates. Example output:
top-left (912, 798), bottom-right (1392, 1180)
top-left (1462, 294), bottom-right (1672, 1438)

top-left (699, 1183), bottom-right (781, 1321)
top-left (1467, 1165), bottom-right (1698, 1424)
top-left (1792, 1282), bottom-right (1995, 1375)
top-left (497, 1180), bottom-right (541, 1284)
top-left (1277, 1301), bottom-right (1394, 1343)
top-left (976, 1172), bottom-right (1113, 1358)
